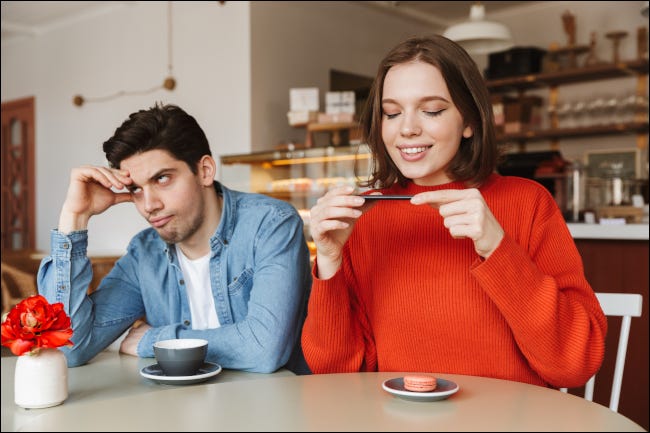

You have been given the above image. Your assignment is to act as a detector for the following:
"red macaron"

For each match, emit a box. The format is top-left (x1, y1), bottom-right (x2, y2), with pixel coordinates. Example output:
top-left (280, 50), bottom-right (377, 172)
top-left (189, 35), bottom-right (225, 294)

top-left (403, 374), bottom-right (437, 392)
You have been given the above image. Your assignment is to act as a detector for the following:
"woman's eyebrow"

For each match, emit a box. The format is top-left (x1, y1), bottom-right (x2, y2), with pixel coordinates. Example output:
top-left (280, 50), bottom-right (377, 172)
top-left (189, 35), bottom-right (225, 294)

top-left (382, 96), bottom-right (450, 104)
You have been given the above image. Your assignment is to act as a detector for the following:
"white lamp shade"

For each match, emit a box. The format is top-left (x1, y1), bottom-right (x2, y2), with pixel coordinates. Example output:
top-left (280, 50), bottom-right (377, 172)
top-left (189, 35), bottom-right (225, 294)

top-left (443, 4), bottom-right (514, 55)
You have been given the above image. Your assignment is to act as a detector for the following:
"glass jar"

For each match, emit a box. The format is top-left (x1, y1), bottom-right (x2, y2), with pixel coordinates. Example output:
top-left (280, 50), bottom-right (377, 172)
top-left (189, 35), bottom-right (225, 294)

top-left (564, 160), bottom-right (585, 222)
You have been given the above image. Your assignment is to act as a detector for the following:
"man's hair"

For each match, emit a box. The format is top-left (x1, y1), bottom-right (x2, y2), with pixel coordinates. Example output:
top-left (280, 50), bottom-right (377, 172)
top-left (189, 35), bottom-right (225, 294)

top-left (103, 103), bottom-right (211, 174)
top-left (359, 34), bottom-right (500, 188)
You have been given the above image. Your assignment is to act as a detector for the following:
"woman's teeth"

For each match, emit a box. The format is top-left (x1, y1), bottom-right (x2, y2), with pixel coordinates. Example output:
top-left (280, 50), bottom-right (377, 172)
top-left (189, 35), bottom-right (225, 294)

top-left (401, 146), bottom-right (430, 154)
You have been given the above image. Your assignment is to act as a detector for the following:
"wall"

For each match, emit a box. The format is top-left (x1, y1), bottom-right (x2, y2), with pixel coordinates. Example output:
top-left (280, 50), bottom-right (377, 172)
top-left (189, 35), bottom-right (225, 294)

top-left (1, 1), bottom-right (252, 254)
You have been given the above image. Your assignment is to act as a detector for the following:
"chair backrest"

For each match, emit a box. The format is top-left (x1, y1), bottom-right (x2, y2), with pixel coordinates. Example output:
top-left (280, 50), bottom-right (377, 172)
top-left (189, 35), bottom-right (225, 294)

top-left (1, 262), bottom-right (38, 316)
top-left (560, 292), bottom-right (643, 412)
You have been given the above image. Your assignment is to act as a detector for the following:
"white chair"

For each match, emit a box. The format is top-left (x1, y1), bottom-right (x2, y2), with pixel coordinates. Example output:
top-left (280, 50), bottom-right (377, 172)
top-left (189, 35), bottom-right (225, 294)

top-left (560, 292), bottom-right (643, 412)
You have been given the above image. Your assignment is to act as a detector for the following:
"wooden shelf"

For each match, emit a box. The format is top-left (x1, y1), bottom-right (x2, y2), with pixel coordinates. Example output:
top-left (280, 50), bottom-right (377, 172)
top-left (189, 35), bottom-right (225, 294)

top-left (497, 121), bottom-right (649, 144)
top-left (306, 121), bottom-right (358, 132)
top-left (486, 58), bottom-right (649, 93)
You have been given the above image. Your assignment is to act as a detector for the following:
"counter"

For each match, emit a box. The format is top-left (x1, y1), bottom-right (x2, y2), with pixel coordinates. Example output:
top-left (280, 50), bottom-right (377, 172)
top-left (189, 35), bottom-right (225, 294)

top-left (567, 223), bottom-right (649, 240)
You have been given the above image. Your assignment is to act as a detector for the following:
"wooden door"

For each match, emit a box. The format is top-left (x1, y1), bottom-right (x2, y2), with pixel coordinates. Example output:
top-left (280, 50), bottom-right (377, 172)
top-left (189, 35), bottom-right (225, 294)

top-left (1, 97), bottom-right (36, 252)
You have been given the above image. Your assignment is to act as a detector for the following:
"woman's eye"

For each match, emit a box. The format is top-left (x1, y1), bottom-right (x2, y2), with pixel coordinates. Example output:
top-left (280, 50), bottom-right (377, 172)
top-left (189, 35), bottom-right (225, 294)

top-left (424, 110), bottom-right (444, 117)
top-left (384, 112), bottom-right (400, 119)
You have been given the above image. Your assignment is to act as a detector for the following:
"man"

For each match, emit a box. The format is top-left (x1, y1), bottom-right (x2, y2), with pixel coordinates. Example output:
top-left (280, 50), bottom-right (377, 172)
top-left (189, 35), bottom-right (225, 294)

top-left (38, 104), bottom-right (312, 374)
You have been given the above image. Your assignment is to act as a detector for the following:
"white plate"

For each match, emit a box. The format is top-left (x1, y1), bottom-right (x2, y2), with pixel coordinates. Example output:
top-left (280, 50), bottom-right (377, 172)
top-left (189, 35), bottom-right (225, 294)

top-left (382, 377), bottom-right (459, 402)
top-left (140, 361), bottom-right (222, 385)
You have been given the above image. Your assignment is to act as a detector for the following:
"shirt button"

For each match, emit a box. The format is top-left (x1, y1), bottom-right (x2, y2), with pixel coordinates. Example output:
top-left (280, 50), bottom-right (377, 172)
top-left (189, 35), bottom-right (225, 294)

top-left (63, 243), bottom-right (69, 249)
top-left (179, 279), bottom-right (185, 285)
top-left (184, 320), bottom-right (190, 326)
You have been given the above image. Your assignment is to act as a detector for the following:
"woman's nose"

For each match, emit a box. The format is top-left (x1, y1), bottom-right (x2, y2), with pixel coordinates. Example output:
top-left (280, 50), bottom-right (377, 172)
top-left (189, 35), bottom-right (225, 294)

top-left (400, 114), bottom-right (422, 137)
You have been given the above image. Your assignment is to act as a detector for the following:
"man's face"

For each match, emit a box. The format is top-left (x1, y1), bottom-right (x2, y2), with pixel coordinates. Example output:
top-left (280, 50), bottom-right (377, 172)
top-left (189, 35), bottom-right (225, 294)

top-left (121, 149), bottom-right (205, 244)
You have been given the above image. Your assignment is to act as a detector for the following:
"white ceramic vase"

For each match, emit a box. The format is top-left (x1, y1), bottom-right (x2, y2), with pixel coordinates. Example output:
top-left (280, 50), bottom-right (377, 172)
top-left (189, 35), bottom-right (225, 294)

top-left (14, 348), bottom-right (68, 409)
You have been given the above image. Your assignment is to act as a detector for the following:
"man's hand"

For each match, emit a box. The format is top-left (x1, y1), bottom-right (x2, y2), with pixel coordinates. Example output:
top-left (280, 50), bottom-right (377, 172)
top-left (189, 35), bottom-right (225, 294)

top-left (119, 320), bottom-right (151, 356)
top-left (58, 166), bottom-right (134, 233)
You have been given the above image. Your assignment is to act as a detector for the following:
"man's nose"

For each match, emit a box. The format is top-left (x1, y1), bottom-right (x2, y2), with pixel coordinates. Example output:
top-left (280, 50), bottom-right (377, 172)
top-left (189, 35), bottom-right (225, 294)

top-left (143, 189), bottom-right (162, 214)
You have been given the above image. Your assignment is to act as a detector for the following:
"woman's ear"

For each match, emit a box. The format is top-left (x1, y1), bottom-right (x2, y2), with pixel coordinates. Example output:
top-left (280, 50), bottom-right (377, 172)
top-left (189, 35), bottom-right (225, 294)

top-left (198, 155), bottom-right (216, 186)
top-left (462, 125), bottom-right (474, 139)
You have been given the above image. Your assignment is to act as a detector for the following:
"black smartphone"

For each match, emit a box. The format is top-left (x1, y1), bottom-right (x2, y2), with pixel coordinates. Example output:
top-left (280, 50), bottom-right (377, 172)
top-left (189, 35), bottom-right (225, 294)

top-left (360, 195), bottom-right (413, 200)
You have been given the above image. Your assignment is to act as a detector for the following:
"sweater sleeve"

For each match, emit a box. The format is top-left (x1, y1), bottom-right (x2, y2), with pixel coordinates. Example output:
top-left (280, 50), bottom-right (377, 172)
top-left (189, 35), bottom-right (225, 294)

top-left (301, 256), bottom-right (376, 373)
top-left (471, 209), bottom-right (607, 388)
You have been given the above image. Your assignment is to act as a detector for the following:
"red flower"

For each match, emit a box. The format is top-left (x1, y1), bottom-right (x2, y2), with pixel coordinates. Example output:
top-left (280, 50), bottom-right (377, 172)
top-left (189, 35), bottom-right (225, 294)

top-left (1, 295), bottom-right (73, 356)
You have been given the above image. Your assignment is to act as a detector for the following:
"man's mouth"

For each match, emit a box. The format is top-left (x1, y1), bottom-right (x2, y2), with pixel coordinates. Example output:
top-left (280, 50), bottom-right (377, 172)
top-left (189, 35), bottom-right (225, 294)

top-left (149, 216), bottom-right (172, 228)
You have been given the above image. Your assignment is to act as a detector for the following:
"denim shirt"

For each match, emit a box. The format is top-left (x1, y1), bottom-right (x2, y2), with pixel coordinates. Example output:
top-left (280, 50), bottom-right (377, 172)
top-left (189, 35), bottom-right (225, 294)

top-left (38, 182), bottom-right (312, 373)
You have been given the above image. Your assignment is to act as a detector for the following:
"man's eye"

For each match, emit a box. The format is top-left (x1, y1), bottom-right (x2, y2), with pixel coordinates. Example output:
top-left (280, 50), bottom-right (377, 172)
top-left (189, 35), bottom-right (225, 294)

top-left (157, 175), bottom-right (170, 184)
top-left (129, 187), bottom-right (141, 194)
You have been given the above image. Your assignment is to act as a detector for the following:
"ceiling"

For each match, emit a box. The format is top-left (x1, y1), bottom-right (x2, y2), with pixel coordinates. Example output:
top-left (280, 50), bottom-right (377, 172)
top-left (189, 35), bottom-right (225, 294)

top-left (1, 1), bottom-right (540, 43)
top-left (0, 1), bottom-right (132, 42)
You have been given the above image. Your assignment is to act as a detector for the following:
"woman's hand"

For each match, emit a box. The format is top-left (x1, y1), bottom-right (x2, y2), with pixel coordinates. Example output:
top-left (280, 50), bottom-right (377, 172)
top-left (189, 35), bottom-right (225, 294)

top-left (411, 188), bottom-right (504, 259)
top-left (58, 165), bottom-right (134, 233)
top-left (309, 186), bottom-right (371, 279)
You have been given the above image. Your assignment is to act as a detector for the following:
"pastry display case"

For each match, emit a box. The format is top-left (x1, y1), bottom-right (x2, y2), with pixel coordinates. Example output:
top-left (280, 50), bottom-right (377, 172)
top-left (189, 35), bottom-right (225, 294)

top-left (219, 143), bottom-right (372, 255)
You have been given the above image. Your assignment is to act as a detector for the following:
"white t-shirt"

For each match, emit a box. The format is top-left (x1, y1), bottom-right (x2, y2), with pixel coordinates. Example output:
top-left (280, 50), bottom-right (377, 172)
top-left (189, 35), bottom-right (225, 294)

top-left (175, 245), bottom-right (220, 329)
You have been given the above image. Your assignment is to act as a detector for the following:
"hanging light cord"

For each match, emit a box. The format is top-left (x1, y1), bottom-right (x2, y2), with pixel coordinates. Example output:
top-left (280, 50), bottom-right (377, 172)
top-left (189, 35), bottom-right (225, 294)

top-left (167, 0), bottom-right (173, 78)
top-left (73, 1), bottom-right (175, 107)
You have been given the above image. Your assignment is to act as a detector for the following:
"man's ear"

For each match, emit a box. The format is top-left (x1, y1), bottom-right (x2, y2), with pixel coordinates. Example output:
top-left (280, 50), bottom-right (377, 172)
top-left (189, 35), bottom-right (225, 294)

top-left (197, 155), bottom-right (216, 186)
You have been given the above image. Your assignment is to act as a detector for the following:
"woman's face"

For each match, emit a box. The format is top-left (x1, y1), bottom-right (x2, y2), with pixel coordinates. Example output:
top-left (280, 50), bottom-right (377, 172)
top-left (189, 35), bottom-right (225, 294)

top-left (381, 60), bottom-right (473, 186)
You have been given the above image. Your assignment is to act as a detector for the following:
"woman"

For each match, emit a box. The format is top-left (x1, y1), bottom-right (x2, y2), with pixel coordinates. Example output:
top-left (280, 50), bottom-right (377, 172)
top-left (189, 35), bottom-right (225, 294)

top-left (301, 35), bottom-right (606, 389)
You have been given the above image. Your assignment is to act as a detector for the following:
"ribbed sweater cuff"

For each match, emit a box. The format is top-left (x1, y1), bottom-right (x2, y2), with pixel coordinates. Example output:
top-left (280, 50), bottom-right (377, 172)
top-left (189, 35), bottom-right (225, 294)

top-left (472, 233), bottom-right (548, 319)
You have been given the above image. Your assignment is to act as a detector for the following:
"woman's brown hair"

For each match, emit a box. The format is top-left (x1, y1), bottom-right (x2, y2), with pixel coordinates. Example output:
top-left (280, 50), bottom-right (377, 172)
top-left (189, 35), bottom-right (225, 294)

top-left (359, 34), bottom-right (499, 188)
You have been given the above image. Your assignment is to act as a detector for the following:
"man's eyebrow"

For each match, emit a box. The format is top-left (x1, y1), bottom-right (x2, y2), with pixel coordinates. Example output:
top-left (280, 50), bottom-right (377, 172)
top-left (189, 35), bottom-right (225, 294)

top-left (129, 168), bottom-right (176, 190)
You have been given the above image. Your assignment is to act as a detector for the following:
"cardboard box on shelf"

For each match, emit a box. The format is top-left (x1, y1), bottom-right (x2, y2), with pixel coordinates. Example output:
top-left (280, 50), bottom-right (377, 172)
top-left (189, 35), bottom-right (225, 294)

top-left (504, 95), bottom-right (543, 133)
top-left (317, 112), bottom-right (355, 123)
top-left (326, 91), bottom-right (356, 114)
top-left (486, 47), bottom-right (547, 79)
top-left (491, 94), bottom-right (517, 134)
top-left (287, 110), bottom-right (319, 126)
top-left (290, 88), bottom-right (319, 112)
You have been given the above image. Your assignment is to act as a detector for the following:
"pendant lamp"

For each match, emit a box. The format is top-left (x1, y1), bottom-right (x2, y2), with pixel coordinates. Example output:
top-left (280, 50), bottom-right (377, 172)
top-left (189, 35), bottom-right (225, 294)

top-left (443, 3), bottom-right (514, 55)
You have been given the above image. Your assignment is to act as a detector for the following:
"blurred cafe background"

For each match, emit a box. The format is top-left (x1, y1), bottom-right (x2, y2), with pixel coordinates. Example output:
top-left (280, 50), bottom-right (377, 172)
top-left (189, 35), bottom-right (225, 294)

top-left (1, 1), bottom-right (648, 429)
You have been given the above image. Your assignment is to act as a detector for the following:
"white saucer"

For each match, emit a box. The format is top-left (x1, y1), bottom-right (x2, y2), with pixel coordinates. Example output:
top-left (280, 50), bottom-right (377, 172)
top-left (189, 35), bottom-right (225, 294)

top-left (140, 361), bottom-right (222, 385)
top-left (382, 377), bottom-right (459, 402)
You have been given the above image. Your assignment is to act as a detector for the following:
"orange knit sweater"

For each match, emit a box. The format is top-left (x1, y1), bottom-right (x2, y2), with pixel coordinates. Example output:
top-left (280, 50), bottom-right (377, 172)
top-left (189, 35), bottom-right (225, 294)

top-left (302, 174), bottom-right (607, 388)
